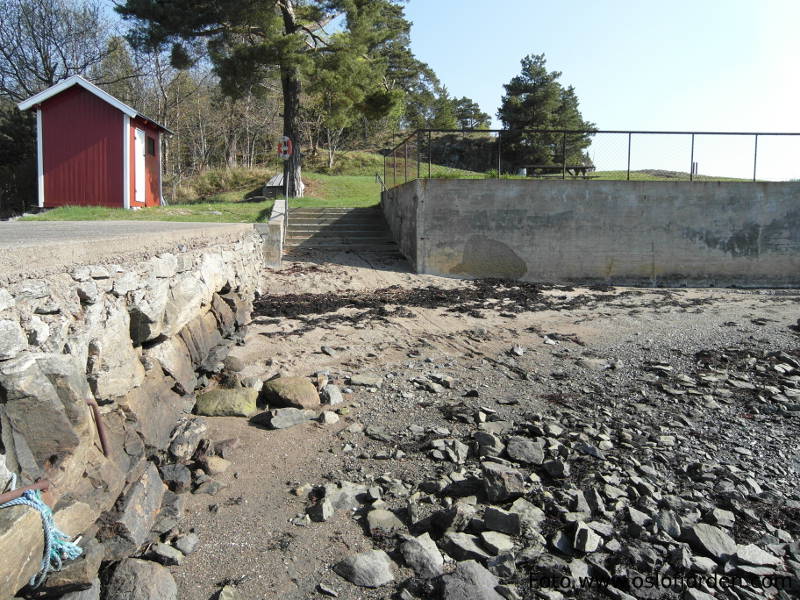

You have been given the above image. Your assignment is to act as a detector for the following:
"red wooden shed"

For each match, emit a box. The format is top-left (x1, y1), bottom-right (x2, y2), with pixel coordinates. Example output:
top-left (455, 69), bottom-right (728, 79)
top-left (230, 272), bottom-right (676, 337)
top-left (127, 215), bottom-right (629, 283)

top-left (17, 75), bottom-right (172, 210)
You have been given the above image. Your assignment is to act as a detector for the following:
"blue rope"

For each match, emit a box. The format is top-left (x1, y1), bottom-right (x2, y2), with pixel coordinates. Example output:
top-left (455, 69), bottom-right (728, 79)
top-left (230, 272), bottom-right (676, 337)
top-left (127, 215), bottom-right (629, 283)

top-left (0, 489), bottom-right (83, 588)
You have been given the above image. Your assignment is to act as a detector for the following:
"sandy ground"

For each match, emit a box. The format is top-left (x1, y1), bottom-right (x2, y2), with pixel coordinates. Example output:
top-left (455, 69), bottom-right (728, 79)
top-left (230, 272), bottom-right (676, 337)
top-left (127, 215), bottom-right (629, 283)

top-left (168, 250), bottom-right (800, 600)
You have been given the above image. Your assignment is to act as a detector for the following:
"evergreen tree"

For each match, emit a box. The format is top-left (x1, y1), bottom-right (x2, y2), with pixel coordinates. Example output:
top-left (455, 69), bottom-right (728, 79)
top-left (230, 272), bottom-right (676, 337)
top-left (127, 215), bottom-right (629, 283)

top-left (117, 0), bottom-right (410, 197)
top-left (498, 54), bottom-right (593, 169)
top-left (453, 97), bottom-right (491, 129)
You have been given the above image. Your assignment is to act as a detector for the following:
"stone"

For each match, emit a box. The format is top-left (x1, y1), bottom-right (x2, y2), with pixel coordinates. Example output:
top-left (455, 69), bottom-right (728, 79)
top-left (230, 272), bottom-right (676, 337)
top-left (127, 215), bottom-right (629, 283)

top-left (179, 312), bottom-right (223, 369)
top-left (367, 509), bottom-right (405, 535)
top-left (86, 302), bottom-right (145, 400)
top-left (333, 550), bottom-right (395, 588)
top-left (42, 539), bottom-right (104, 595)
top-left (684, 589), bottom-right (716, 600)
top-left (484, 507), bottom-right (521, 536)
top-left (0, 319), bottom-right (27, 360)
top-left (160, 464), bottom-right (192, 493)
top-left (26, 316), bottom-right (50, 346)
top-left (474, 432), bottom-right (505, 457)
top-left (440, 560), bottom-right (504, 600)
top-left (162, 273), bottom-right (208, 337)
top-left (169, 417), bottom-right (207, 462)
top-left (217, 586), bottom-right (244, 600)
top-left (400, 533), bottom-right (444, 578)
top-left (736, 544), bottom-right (782, 567)
top-left (480, 531), bottom-right (514, 555)
top-left (324, 481), bottom-right (368, 511)
top-left (101, 462), bottom-right (166, 560)
top-left (203, 456), bottom-right (231, 475)
top-left (349, 374), bottom-right (382, 387)
top-left (508, 498), bottom-right (546, 532)
top-left (322, 384), bottom-right (344, 405)
top-left (105, 558), bottom-right (177, 600)
top-left (506, 436), bottom-right (545, 465)
top-left (175, 533), bottom-right (199, 555)
top-left (482, 462), bottom-right (526, 503)
top-left (442, 532), bottom-right (491, 563)
top-left (262, 376), bottom-right (321, 409)
top-left (144, 336), bottom-right (197, 395)
top-left (223, 355), bottom-right (245, 373)
top-left (656, 510), bottom-right (681, 539)
top-left (318, 411), bottom-right (340, 425)
top-left (573, 522), bottom-right (602, 553)
top-left (59, 579), bottom-right (101, 600)
top-left (308, 499), bottom-right (334, 522)
top-left (684, 523), bottom-right (737, 561)
top-left (196, 388), bottom-right (258, 417)
top-left (128, 280), bottom-right (170, 344)
top-left (151, 542), bottom-right (184, 566)
top-left (253, 408), bottom-right (316, 429)
top-left (543, 459), bottom-right (570, 478)
top-left (76, 281), bottom-right (100, 305)
top-left (0, 288), bottom-right (15, 312)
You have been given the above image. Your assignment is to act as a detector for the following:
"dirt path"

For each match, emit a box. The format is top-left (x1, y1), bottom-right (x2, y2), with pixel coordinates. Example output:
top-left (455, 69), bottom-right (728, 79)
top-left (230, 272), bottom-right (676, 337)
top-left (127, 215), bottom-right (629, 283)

top-left (169, 250), bottom-right (800, 599)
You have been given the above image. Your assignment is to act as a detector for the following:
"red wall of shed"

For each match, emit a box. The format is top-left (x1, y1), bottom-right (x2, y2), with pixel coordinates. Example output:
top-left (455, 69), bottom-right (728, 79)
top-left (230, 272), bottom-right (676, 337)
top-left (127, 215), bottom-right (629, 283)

top-left (41, 86), bottom-right (123, 207)
top-left (128, 118), bottom-right (161, 207)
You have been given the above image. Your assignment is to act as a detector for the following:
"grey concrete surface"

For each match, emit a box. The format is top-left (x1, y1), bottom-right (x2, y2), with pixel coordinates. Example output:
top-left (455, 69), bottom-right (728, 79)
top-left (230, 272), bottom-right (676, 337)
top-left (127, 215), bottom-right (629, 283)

top-left (0, 221), bottom-right (255, 281)
top-left (383, 179), bottom-right (800, 287)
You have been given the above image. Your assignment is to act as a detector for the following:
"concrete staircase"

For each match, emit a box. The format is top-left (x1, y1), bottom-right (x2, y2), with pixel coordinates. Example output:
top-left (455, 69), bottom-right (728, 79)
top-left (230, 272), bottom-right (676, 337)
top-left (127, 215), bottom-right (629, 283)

top-left (284, 207), bottom-right (400, 254)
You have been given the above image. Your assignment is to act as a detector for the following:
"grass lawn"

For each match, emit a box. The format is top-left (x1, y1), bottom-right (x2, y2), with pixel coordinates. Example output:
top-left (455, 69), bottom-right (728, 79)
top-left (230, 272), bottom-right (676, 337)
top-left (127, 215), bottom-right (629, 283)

top-left (21, 200), bottom-right (274, 223)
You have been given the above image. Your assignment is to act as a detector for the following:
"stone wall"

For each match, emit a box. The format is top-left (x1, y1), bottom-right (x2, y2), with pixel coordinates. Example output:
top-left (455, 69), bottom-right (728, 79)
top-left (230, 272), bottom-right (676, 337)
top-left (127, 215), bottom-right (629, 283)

top-left (0, 229), bottom-right (262, 598)
top-left (382, 179), bottom-right (800, 287)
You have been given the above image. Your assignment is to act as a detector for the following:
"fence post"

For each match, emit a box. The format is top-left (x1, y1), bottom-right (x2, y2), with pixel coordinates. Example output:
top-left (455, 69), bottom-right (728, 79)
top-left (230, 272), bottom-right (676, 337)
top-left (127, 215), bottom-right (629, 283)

top-left (428, 131), bottom-right (432, 179)
top-left (417, 131), bottom-right (421, 180)
top-left (753, 134), bottom-right (758, 182)
top-left (689, 133), bottom-right (695, 182)
top-left (497, 132), bottom-right (501, 177)
top-left (562, 131), bottom-right (567, 180)
top-left (404, 142), bottom-right (408, 183)
top-left (626, 133), bottom-right (632, 181)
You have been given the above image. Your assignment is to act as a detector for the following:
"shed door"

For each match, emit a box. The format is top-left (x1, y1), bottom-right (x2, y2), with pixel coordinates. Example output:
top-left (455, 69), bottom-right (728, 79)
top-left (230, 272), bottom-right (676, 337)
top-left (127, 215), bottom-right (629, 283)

top-left (134, 128), bottom-right (146, 205)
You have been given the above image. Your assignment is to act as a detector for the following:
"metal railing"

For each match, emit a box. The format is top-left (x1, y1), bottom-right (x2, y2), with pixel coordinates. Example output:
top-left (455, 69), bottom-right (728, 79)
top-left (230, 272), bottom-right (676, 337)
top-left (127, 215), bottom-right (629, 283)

top-left (384, 129), bottom-right (800, 188)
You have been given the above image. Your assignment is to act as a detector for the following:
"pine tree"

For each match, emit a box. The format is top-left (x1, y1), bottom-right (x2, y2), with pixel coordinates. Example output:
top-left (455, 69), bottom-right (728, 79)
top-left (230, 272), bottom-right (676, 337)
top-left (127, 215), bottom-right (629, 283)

top-left (117, 0), bottom-right (410, 197)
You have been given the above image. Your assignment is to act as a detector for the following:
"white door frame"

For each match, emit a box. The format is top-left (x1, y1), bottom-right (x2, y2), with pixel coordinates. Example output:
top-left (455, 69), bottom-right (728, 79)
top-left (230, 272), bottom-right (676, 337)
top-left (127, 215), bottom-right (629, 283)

top-left (134, 127), bottom-right (146, 206)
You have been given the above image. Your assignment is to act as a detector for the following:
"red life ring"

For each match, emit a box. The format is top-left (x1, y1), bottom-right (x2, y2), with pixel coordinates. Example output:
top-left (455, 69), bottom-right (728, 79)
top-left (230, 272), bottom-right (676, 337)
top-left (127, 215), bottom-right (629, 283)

top-left (277, 136), bottom-right (293, 160)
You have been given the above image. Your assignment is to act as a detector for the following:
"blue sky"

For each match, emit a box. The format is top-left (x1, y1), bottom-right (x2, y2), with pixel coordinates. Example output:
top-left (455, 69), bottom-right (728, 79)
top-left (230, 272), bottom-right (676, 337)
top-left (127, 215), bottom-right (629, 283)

top-left (404, 0), bottom-right (800, 178)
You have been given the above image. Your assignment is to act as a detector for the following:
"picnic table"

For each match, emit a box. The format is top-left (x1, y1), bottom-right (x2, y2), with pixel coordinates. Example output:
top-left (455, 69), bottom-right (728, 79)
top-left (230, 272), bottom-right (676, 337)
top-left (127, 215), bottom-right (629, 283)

top-left (524, 164), bottom-right (596, 178)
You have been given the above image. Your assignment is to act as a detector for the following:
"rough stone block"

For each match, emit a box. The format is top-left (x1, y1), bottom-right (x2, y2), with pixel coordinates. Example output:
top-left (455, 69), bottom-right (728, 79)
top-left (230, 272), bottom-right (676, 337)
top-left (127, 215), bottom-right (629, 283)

top-left (143, 336), bottom-right (196, 395)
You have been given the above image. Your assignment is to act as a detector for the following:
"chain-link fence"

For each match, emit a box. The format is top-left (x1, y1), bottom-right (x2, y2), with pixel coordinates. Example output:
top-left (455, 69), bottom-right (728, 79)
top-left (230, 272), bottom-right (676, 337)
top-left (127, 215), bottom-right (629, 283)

top-left (384, 129), bottom-right (800, 188)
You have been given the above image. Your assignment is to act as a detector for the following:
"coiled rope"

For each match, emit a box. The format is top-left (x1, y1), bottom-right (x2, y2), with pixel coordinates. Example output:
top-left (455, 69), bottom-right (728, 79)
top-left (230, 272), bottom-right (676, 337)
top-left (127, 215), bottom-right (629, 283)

top-left (0, 475), bottom-right (83, 588)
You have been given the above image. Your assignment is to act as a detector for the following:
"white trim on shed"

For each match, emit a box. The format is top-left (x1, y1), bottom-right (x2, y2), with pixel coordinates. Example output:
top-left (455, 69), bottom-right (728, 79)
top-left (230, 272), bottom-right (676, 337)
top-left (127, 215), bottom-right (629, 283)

top-left (18, 75), bottom-right (138, 118)
top-left (123, 114), bottom-right (130, 210)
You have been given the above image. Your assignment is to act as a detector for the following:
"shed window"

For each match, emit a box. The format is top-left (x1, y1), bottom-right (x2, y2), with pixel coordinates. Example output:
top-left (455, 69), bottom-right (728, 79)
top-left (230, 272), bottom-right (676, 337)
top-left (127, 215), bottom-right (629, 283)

top-left (146, 136), bottom-right (156, 156)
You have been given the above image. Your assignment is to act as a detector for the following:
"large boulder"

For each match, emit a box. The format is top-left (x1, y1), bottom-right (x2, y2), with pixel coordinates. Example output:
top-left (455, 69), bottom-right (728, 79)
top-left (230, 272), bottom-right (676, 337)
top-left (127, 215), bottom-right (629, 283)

top-left (333, 549), bottom-right (395, 588)
top-left (196, 388), bottom-right (258, 417)
top-left (105, 559), bottom-right (177, 600)
top-left (261, 377), bottom-right (320, 409)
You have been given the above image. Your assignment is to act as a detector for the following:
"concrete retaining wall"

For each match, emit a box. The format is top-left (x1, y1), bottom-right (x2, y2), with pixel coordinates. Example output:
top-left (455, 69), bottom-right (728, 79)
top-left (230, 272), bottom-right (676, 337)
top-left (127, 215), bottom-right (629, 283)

top-left (0, 224), bottom-right (264, 597)
top-left (382, 179), bottom-right (800, 287)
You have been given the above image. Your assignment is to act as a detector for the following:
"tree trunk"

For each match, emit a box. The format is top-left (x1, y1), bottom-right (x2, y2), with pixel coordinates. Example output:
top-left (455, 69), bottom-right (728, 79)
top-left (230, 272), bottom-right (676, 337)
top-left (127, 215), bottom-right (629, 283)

top-left (279, 2), bottom-right (304, 198)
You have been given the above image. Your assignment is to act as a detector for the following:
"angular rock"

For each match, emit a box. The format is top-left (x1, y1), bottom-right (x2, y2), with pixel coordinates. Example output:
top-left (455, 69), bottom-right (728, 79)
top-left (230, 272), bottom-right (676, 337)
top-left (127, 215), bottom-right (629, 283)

top-left (482, 462), bottom-right (526, 503)
top-left (442, 532), bottom-right (491, 563)
top-left (333, 549), bottom-right (394, 588)
top-left (322, 384), bottom-right (344, 405)
top-left (323, 481), bottom-right (368, 511)
top-left (367, 509), bottom-right (405, 535)
top-left (684, 523), bottom-right (737, 561)
top-left (736, 544), bottom-right (782, 567)
top-left (169, 417), bottom-right (207, 462)
top-left (101, 462), bottom-right (166, 560)
top-left (150, 542), bottom-right (184, 566)
top-left (480, 531), bottom-right (514, 555)
top-left (508, 498), bottom-right (546, 533)
top-left (440, 560), bottom-right (504, 600)
top-left (308, 499), bottom-right (334, 522)
top-left (349, 374), bottom-right (382, 388)
top-left (86, 302), bottom-right (145, 399)
top-left (144, 336), bottom-right (196, 395)
top-left (573, 522), bottom-right (602, 553)
top-left (474, 432), bottom-right (505, 457)
top-left (196, 388), bottom-right (258, 417)
top-left (59, 578), bottom-right (100, 600)
top-left (400, 533), bottom-right (444, 578)
top-left (318, 411), bottom-right (340, 425)
top-left (105, 558), bottom-right (177, 600)
top-left (506, 436), bottom-right (544, 465)
top-left (42, 539), bottom-right (104, 595)
top-left (543, 459), bottom-right (570, 478)
top-left (480, 508), bottom-right (518, 539)
top-left (252, 407), bottom-right (316, 429)
top-left (217, 586), bottom-right (244, 600)
top-left (175, 533), bottom-right (199, 555)
top-left (262, 376), bottom-right (320, 409)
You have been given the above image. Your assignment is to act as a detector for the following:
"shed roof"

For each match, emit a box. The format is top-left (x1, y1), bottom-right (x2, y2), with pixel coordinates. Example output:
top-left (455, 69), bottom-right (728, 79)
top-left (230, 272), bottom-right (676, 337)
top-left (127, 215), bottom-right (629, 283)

top-left (17, 75), bottom-right (173, 134)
